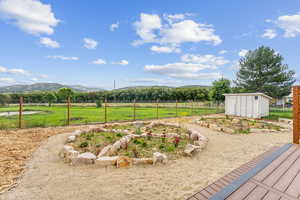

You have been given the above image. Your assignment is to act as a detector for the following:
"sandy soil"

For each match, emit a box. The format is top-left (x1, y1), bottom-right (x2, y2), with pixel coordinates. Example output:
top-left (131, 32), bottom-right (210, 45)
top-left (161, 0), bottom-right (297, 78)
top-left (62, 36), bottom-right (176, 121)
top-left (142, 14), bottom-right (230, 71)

top-left (0, 117), bottom-right (292, 200)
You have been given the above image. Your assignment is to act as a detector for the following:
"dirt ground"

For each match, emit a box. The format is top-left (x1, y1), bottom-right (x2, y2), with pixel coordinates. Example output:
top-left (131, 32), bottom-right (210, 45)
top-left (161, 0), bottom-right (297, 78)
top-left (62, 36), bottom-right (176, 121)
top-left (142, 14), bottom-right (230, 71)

top-left (0, 116), bottom-right (292, 200)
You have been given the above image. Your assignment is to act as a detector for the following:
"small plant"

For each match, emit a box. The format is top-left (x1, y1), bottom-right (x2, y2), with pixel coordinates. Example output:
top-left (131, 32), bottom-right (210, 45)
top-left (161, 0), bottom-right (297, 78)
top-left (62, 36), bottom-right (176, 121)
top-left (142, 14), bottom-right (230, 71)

top-left (141, 141), bottom-right (147, 147)
top-left (166, 145), bottom-right (175, 152)
top-left (132, 146), bottom-right (139, 158)
top-left (116, 133), bottom-right (123, 137)
top-left (161, 132), bottom-right (166, 143)
top-left (146, 131), bottom-right (152, 140)
top-left (80, 141), bottom-right (88, 148)
top-left (135, 127), bottom-right (142, 135)
top-left (173, 136), bottom-right (180, 148)
top-left (159, 144), bottom-right (165, 150)
top-left (133, 139), bottom-right (141, 144)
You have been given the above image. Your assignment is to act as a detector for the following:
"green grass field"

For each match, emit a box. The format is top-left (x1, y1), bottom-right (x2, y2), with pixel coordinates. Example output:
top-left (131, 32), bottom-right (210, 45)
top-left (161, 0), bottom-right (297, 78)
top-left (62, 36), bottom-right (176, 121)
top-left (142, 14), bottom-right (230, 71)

top-left (0, 105), bottom-right (221, 129)
top-left (264, 108), bottom-right (293, 121)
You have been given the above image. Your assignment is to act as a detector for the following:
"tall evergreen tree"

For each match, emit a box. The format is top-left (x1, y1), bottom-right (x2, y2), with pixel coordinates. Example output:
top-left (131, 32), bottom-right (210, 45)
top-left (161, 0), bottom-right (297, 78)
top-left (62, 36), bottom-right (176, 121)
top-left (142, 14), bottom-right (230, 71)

top-left (235, 46), bottom-right (295, 98)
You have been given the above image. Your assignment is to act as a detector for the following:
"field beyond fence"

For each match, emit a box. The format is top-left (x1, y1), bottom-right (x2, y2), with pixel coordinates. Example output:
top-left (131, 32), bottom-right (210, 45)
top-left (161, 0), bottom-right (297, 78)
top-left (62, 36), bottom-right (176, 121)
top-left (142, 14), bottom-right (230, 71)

top-left (0, 101), bottom-right (224, 129)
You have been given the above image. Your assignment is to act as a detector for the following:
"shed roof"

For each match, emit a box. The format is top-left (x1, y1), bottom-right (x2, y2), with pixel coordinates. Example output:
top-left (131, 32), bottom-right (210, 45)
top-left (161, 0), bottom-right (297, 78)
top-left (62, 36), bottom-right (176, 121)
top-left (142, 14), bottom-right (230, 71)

top-left (223, 93), bottom-right (273, 100)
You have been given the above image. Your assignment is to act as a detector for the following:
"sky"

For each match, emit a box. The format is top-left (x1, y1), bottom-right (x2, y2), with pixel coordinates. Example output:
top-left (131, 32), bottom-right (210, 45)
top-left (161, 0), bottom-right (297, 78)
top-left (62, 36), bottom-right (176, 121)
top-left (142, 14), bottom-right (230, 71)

top-left (0, 0), bottom-right (300, 89)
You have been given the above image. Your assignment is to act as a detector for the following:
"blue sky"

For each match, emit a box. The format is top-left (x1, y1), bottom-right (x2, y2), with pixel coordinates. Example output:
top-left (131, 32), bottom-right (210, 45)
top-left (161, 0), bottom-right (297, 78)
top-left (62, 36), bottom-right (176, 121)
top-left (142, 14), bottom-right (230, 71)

top-left (0, 0), bottom-right (299, 89)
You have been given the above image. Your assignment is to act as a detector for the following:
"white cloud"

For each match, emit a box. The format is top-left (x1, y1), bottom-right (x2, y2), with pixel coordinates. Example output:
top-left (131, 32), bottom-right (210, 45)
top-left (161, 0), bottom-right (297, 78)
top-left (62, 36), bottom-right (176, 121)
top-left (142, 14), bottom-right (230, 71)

top-left (218, 50), bottom-right (227, 54)
top-left (133, 13), bottom-right (221, 47)
top-left (238, 49), bottom-right (249, 57)
top-left (133, 13), bottom-right (162, 45)
top-left (110, 22), bottom-right (119, 31)
top-left (150, 45), bottom-right (180, 53)
top-left (39, 74), bottom-right (48, 78)
top-left (0, 0), bottom-right (59, 35)
top-left (276, 13), bottom-right (300, 38)
top-left (0, 65), bottom-right (30, 76)
top-left (83, 38), bottom-right (98, 49)
top-left (181, 54), bottom-right (229, 66)
top-left (262, 29), bottom-right (277, 39)
top-left (0, 77), bottom-right (17, 84)
top-left (114, 60), bottom-right (129, 65)
top-left (47, 55), bottom-right (79, 61)
top-left (40, 37), bottom-right (60, 48)
top-left (92, 59), bottom-right (106, 65)
top-left (230, 60), bottom-right (240, 71)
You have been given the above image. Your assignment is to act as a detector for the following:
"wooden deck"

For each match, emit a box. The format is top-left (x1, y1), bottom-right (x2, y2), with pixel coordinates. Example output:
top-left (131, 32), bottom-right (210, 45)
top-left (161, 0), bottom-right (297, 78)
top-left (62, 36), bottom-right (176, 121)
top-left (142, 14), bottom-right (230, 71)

top-left (188, 144), bottom-right (300, 200)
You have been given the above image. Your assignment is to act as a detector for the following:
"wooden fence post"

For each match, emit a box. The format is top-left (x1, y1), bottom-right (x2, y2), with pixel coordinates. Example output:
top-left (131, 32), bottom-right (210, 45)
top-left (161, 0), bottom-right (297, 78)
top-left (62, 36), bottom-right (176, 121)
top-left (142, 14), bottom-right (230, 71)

top-left (104, 99), bottom-right (107, 123)
top-left (67, 96), bottom-right (71, 126)
top-left (176, 100), bottom-right (178, 117)
top-left (133, 99), bottom-right (136, 121)
top-left (293, 86), bottom-right (300, 144)
top-left (156, 99), bottom-right (159, 119)
top-left (18, 96), bottom-right (23, 128)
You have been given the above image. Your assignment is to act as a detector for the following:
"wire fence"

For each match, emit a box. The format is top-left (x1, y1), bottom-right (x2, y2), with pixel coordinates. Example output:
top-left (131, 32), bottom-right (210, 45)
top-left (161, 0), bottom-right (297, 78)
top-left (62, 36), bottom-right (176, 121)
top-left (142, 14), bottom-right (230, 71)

top-left (0, 97), bottom-right (224, 129)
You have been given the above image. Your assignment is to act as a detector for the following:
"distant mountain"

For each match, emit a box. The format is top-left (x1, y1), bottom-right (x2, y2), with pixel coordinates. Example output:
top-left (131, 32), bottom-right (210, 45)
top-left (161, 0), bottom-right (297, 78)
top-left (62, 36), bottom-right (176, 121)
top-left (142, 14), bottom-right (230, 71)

top-left (0, 83), bottom-right (104, 93)
top-left (116, 85), bottom-right (211, 90)
top-left (117, 85), bottom-right (173, 90)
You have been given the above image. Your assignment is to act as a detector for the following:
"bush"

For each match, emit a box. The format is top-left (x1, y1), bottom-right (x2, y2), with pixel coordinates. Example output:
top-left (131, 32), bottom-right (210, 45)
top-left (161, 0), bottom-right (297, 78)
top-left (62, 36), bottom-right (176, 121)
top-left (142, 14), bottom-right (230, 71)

top-left (80, 141), bottom-right (88, 148)
top-left (95, 100), bottom-right (102, 108)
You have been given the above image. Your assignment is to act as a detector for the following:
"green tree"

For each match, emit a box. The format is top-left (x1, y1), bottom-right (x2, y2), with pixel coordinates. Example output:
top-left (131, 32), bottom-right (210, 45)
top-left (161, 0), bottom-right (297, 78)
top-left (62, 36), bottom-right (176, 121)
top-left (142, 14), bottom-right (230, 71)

top-left (235, 46), bottom-right (295, 98)
top-left (210, 78), bottom-right (231, 104)
top-left (57, 88), bottom-right (74, 101)
top-left (43, 92), bottom-right (57, 107)
top-left (0, 94), bottom-right (11, 106)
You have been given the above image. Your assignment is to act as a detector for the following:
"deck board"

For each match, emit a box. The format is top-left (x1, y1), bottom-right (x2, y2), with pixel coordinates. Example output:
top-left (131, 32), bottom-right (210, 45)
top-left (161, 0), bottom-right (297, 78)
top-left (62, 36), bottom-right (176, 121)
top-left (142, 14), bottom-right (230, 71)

top-left (187, 144), bottom-right (300, 200)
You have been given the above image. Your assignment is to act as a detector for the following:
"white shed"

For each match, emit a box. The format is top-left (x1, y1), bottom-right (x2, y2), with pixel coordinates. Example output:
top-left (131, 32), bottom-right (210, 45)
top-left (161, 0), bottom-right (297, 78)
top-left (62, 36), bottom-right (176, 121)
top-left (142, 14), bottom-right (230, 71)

top-left (223, 93), bottom-right (272, 118)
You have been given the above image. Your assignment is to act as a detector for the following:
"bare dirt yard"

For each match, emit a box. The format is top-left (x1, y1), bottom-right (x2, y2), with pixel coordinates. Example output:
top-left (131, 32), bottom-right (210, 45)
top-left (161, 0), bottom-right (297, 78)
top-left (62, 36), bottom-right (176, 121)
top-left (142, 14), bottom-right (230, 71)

top-left (0, 116), bottom-right (292, 200)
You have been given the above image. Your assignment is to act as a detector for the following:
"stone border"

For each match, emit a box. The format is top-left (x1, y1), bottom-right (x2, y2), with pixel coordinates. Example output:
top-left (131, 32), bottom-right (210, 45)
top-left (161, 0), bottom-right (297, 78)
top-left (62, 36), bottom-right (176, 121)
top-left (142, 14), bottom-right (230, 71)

top-left (59, 121), bottom-right (208, 168)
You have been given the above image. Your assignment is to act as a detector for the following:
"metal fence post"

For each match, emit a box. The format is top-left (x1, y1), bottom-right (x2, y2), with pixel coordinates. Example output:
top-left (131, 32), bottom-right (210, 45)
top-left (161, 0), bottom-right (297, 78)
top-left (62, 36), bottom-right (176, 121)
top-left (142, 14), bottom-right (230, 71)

top-left (67, 96), bottom-right (71, 126)
top-left (18, 96), bottom-right (23, 128)
top-left (176, 100), bottom-right (178, 117)
top-left (293, 86), bottom-right (300, 144)
top-left (104, 99), bottom-right (107, 123)
top-left (156, 99), bottom-right (159, 119)
top-left (133, 99), bottom-right (136, 121)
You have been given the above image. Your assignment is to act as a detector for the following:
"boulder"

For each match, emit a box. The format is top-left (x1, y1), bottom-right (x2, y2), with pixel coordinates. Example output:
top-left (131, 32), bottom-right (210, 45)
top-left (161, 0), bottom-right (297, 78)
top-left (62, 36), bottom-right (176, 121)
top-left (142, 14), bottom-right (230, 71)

top-left (190, 132), bottom-right (199, 141)
top-left (184, 144), bottom-right (200, 156)
top-left (116, 156), bottom-right (133, 168)
top-left (67, 135), bottom-right (76, 143)
top-left (153, 152), bottom-right (168, 164)
top-left (133, 158), bottom-right (154, 165)
top-left (97, 145), bottom-right (112, 157)
top-left (95, 156), bottom-right (118, 167)
top-left (59, 145), bottom-right (74, 158)
top-left (71, 152), bottom-right (96, 165)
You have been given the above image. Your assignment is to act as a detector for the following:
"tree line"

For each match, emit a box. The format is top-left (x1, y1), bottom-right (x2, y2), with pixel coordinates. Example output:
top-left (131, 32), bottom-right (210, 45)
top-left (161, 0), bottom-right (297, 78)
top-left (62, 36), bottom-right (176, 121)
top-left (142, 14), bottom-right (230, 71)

top-left (0, 46), bottom-right (295, 106)
top-left (0, 87), bottom-right (211, 106)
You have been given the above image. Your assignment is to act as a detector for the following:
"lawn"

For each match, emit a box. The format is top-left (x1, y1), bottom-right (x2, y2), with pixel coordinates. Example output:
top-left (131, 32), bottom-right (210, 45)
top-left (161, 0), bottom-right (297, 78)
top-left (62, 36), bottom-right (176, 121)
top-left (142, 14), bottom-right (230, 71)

top-left (0, 105), bottom-right (220, 129)
top-left (263, 108), bottom-right (293, 121)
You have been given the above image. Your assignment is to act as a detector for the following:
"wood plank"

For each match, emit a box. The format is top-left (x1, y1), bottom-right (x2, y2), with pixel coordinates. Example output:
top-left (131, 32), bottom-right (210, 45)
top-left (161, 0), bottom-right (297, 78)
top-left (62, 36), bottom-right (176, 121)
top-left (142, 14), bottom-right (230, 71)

top-left (293, 86), bottom-right (300, 144)
top-left (262, 191), bottom-right (281, 200)
top-left (273, 156), bottom-right (300, 192)
top-left (263, 148), bottom-right (300, 187)
top-left (209, 144), bottom-right (292, 200)
top-left (254, 145), bottom-right (297, 182)
top-left (244, 186), bottom-right (268, 200)
top-left (193, 193), bottom-right (208, 200)
top-left (225, 182), bottom-right (256, 200)
top-left (285, 171), bottom-right (300, 198)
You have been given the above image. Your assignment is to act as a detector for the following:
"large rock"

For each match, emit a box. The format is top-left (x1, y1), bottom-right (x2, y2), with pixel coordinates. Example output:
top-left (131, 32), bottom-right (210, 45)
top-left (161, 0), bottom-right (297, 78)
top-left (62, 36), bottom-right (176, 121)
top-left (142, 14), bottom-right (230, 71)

top-left (184, 144), bottom-right (200, 156)
top-left (59, 145), bottom-right (74, 158)
top-left (116, 156), bottom-right (133, 168)
top-left (97, 145), bottom-right (112, 157)
top-left (133, 158), bottom-right (154, 165)
top-left (153, 152), bottom-right (168, 164)
top-left (67, 135), bottom-right (76, 143)
top-left (95, 156), bottom-right (118, 167)
top-left (71, 152), bottom-right (96, 165)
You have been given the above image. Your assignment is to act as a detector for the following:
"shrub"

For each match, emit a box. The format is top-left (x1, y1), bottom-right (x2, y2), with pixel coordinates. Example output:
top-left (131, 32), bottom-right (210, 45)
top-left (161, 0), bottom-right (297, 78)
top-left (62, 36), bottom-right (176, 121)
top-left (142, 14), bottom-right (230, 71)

top-left (95, 100), bottom-right (102, 108)
top-left (80, 141), bottom-right (88, 148)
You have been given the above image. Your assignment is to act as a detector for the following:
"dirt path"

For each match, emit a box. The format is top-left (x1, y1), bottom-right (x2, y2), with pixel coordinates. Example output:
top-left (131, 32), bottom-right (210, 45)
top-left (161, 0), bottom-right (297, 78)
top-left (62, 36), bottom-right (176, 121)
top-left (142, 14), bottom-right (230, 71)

top-left (0, 118), bottom-right (291, 200)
